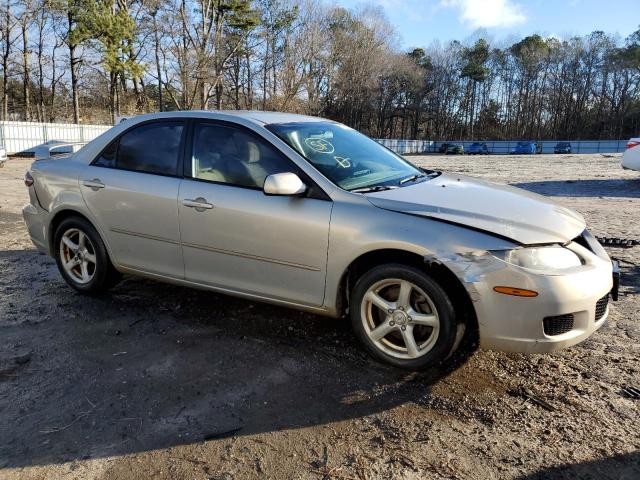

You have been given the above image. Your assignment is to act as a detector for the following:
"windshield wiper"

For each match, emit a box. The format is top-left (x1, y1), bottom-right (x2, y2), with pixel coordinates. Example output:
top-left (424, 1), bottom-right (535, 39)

top-left (350, 185), bottom-right (397, 193)
top-left (399, 173), bottom-right (427, 185)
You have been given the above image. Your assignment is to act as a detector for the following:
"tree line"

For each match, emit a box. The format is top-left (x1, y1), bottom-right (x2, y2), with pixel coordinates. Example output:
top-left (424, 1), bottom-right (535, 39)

top-left (1, 0), bottom-right (639, 140)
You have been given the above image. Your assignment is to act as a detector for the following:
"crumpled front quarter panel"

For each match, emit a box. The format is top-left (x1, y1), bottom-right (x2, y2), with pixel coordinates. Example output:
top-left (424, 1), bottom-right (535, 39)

top-left (324, 197), bottom-right (518, 312)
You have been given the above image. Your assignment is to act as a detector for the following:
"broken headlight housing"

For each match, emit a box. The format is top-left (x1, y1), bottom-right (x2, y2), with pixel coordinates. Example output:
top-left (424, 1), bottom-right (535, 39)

top-left (492, 246), bottom-right (582, 272)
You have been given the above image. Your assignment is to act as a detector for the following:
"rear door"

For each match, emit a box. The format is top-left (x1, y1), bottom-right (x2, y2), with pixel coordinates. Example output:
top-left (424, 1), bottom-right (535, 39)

top-left (81, 120), bottom-right (186, 278)
top-left (177, 121), bottom-right (332, 306)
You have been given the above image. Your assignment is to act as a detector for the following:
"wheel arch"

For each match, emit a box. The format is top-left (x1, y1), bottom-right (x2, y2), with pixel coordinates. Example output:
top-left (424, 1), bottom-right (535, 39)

top-left (48, 209), bottom-right (116, 268)
top-left (49, 209), bottom-right (91, 251)
top-left (336, 248), bottom-right (478, 340)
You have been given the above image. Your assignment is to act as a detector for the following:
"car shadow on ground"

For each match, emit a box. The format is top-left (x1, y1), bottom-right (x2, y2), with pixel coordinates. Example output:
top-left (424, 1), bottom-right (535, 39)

top-left (0, 248), bottom-right (481, 469)
top-left (513, 179), bottom-right (640, 198)
top-left (517, 451), bottom-right (640, 479)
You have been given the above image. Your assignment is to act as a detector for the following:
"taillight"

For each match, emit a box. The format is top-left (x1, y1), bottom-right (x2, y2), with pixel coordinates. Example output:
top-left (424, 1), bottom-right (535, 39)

top-left (24, 171), bottom-right (34, 187)
top-left (627, 140), bottom-right (640, 150)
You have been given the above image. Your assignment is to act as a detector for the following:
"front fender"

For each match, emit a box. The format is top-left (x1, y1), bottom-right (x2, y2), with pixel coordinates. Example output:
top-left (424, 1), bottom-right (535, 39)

top-left (323, 200), bottom-right (518, 313)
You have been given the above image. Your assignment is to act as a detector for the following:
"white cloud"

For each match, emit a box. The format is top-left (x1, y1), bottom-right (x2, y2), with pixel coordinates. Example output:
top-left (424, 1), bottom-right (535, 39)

top-left (443, 0), bottom-right (527, 28)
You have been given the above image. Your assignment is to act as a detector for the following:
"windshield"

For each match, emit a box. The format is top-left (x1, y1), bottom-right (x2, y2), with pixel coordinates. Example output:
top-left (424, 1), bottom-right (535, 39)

top-left (266, 122), bottom-right (423, 191)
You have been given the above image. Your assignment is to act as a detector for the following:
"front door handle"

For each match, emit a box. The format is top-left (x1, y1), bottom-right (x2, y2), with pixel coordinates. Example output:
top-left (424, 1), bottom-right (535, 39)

top-left (182, 197), bottom-right (214, 211)
top-left (82, 179), bottom-right (105, 190)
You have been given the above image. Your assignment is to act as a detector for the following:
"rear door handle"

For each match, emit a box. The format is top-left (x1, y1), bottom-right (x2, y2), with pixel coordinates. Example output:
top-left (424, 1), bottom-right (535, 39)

top-left (82, 179), bottom-right (105, 190)
top-left (182, 197), bottom-right (214, 211)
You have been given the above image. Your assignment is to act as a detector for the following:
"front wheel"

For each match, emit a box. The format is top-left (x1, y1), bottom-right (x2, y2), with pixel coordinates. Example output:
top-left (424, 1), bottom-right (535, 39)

top-left (350, 264), bottom-right (458, 369)
top-left (54, 216), bottom-right (121, 293)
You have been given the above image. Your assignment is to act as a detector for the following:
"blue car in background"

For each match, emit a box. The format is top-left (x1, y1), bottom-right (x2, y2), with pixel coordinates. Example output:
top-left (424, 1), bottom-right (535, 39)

top-left (511, 141), bottom-right (542, 154)
top-left (554, 142), bottom-right (572, 154)
top-left (467, 142), bottom-right (490, 155)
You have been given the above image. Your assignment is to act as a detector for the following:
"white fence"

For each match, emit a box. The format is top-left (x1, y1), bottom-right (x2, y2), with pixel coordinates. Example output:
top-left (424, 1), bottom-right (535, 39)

top-left (375, 139), bottom-right (434, 154)
top-left (0, 120), bottom-right (628, 155)
top-left (0, 121), bottom-right (111, 154)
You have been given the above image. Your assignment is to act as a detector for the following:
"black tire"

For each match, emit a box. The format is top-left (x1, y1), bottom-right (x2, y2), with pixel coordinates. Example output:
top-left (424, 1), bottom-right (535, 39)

top-left (350, 264), bottom-right (457, 370)
top-left (54, 216), bottom-right (121, 294)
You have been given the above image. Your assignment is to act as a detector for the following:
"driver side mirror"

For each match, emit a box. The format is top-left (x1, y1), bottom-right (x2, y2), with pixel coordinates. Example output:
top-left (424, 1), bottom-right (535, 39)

top-left (263, 172), bottom-right (307, 196)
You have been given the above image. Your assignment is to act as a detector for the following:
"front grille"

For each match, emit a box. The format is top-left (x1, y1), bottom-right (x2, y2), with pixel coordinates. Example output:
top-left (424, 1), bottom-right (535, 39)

top-left (543, 314), bottom-right (574, 336)
top-left (595, 294), bottom-right (609, 321)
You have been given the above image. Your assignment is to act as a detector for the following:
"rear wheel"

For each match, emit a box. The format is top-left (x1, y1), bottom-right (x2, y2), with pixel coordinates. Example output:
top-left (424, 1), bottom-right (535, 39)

top-left (350, 264), bottom-right (458, 369)
top-left (54, 216), bottom-right (121, 293)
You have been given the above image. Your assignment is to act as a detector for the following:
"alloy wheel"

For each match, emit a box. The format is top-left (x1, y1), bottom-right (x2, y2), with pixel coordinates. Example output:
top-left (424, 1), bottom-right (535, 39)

top-left (360, 278), bottom-right (440, 360)
top-left (59, 228), bottom-right (97, 284)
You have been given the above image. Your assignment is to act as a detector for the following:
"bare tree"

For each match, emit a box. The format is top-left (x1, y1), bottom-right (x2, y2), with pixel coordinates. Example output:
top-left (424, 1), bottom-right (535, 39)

top-left (0, 0), bottom-right (17, 119)
top-left (0, 0), bottom-right (636, 137)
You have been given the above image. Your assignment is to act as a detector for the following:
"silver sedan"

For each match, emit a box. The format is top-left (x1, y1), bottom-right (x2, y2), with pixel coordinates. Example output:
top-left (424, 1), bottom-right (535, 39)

top-left (22, 111), bottom-right (616, 369)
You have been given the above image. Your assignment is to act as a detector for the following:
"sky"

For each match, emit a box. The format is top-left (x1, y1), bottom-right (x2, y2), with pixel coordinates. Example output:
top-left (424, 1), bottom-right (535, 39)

top-left (334, 0), bottom-right (640, 49)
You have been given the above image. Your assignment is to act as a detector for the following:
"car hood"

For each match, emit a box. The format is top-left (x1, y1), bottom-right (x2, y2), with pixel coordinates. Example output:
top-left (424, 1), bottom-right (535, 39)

top-left (365, 173), bottom-right (586, 245)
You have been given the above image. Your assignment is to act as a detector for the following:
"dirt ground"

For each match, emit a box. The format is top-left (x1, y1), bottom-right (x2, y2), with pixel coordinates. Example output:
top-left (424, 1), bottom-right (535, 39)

top-left (0, 153), bottom-right (638, 480)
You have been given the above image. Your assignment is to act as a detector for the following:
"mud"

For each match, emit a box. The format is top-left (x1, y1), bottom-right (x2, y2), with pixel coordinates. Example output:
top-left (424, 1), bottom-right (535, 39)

top-left (0, 154), bottom-right (638, 479)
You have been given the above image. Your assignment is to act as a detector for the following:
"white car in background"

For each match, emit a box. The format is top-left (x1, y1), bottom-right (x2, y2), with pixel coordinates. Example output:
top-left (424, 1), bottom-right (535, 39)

top-left (621, 138), bottom-right (640, 171)
top-left (0, 145), bottom-right (6, 167)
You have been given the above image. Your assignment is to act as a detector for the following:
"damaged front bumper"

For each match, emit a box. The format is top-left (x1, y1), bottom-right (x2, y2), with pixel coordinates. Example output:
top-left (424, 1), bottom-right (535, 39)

top-left (427, 244), bottom-right (614, 354)
top-left (611, 259), bottom-right (620, 301)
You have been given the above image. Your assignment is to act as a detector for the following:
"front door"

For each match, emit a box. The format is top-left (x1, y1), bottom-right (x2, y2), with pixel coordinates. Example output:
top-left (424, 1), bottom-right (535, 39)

top-left (81, 120), bottom-right (186, 278)
top-left (178, 121), bottom-right (332, 306)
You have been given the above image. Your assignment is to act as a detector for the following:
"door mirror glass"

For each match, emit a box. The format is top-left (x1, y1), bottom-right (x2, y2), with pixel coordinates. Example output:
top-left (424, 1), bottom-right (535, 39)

top-left (263, 172), bottom-right (307, 196)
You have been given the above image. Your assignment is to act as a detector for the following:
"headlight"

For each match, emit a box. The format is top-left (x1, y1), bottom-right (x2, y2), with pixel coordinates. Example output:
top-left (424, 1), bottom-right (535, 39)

top-left (492, 246), bottom-right (582, 271)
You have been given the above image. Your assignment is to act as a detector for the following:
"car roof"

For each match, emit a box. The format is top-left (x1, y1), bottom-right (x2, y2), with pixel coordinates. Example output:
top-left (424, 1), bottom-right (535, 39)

top-left (75, 110), bottom-right (339, 166)
top-left (119, 110), bottom-right (332, 126)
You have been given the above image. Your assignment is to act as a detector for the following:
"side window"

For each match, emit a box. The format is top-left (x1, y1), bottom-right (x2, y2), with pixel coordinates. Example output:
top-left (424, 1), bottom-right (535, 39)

top-left (94, 139), bottom-right (117, 168)
top-left (191, 123), bottom-right (293, 188)
top-left (94, 121), bottom-right (184, 176)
